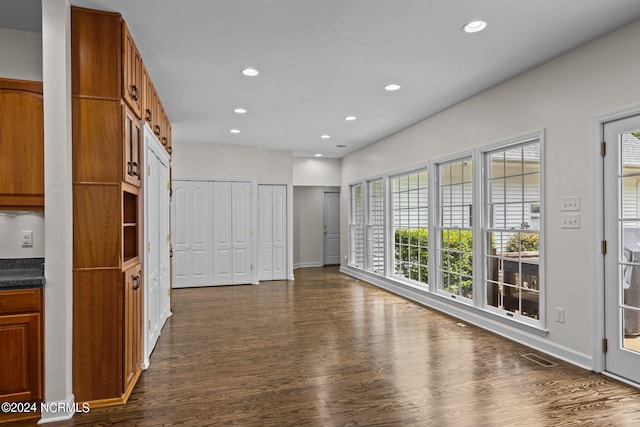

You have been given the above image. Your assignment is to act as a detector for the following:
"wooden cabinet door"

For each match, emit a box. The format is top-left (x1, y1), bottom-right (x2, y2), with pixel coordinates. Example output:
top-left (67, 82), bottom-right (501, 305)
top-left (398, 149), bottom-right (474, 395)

top-left (142, 67), bottom-right (153, 126)
top-left (123, 105), bottom-right (141, 187)
top-left (122, 22), bottom-right (142, 119)
top-left (0, 313), bottom-right (42, 402)
top-left (0, 81), bottom-right (44, 209)
top-left (123, 263), bottom-right (142, 393)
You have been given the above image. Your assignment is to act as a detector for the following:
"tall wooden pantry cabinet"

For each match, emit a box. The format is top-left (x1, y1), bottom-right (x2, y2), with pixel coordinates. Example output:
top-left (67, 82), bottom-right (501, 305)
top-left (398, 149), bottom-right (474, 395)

top-left (71, 7), bottom-right (172, 406)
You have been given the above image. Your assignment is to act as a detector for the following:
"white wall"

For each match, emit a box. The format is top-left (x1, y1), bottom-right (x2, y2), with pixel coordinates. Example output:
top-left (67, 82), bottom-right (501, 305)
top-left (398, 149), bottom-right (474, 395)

top-left (293, 186), bottom-right (339, 267)
top-left (341, 19), bottom-right (640, 361)
top-left (0, 212), bottom-right (45, 258)
top-left (172, 142), bottom-right (292, 183)
top-left (293, 157), bottom-right (341, 186)
top-left (0, 28), bottom-right (42, 81)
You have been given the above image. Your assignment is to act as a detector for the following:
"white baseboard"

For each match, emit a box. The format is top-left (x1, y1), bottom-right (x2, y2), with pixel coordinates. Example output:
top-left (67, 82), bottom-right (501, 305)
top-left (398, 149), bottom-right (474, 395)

top-left (38, 393), bottom-right (77, 424)
top-left (340, 266), bottom-right (592, 371)
top-left (293, 262), bottom-right (324, 269)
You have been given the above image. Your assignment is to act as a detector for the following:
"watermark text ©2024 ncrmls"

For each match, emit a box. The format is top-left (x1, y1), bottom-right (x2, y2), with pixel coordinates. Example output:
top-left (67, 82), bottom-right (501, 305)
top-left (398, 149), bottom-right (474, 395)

top-left (1, 401), bottom-right (90, 414)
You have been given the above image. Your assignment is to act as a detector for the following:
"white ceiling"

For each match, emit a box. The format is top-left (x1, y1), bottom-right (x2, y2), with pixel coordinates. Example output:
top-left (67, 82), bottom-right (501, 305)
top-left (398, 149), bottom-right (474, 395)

top-left (4, 1), bottom-right (640, 158)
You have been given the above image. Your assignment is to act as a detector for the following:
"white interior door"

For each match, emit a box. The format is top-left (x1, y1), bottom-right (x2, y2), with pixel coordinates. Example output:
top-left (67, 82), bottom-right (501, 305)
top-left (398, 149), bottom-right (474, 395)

top-left (272, 185), bottom-right (287, 280)
top-left (259, 185), bottom-right (287, 281)
top-left (143, 126), bottom-right (172, 368)
top-left (172, 180), bottom-right (212, 287)
top-left (232, 182), bottom-right (252, 284)
top-left (213, 182), bottom-right (233, 285)
top-left (259, 185), bottom-right (274, 281)
top-left (604, 114), bottom-right (640, 384)
top-left (324, 192), bottom-right (341, 265)
top-left (146, 148), bottom-right (160, 353)
top-left (158, 156), bottom-right (171, 324)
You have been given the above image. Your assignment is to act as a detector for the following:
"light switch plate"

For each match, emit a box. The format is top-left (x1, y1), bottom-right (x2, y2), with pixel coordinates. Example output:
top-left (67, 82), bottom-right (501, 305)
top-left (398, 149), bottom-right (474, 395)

top-left (561, 196), bottom-right (580, 212)
top-left (21, 230), bottom-right (33, 247)
top-left (561, 213), bottom-right (580, 229)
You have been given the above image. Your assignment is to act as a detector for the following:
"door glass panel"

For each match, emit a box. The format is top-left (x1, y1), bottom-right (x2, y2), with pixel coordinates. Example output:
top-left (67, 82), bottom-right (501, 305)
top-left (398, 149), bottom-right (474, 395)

top-left (619, 130), bottom-right (640, 355)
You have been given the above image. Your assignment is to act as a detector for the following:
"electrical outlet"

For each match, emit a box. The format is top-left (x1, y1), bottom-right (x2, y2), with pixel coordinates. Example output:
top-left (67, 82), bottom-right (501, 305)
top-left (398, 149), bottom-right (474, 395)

top-left (561, 213), bottom-right (580, 229)
top-left (21, 230), bottom-right (33, 247)
top-left (561, 196), bottom-right (580, 212)
top-left (555, 307), bottom-right (565, 324)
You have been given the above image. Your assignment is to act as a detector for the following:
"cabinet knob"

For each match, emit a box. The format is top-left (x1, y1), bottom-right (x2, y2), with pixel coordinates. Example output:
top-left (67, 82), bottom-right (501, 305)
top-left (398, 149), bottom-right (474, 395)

top-left (131, 85), bottom-right (139, 101)
top-left (168, 146), bottom-right (172, 155)
top-left (132, 162), bottom-right (139, 177)
top-left (154, 125), bottom-right (161, 136)
top-left (145, 109), bottom-right (152, 122)
top-left (133, 275), bottom-right (141, 290)
top-left (162, 137), bottom-right (167, 146)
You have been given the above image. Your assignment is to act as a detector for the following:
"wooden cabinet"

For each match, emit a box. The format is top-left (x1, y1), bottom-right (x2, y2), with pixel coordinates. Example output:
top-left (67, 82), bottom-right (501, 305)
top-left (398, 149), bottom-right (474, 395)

top-left (0, 289), bottom-right (43, 404)
top-left (122, 21), bottom-right (142, 119)
top-left (0, 79), bottom-right (44, 210)
top-left (123, 263), bottom-right (142, 393)
top-left (71, 7), bottom-right (148, 406)
top-left (123, 105), bottom-right (142, 187)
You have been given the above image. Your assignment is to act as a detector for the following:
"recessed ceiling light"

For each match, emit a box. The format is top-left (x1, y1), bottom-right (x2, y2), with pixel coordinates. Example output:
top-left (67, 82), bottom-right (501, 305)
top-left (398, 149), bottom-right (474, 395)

top-left (321, 134), bottom-right (331, 139)
top-left (463, 20), bottom-right (487, 33)
top-left (241, 67), bottom-right (259, 77)
top-left (385, 83), bottom-right (401, 91)
top-left (314, 153), bottom-right (323, 157)
top-left (230, 129), bottom-right (240, 134)
top-left (234, 107), bottom-right (247, 114)
top-left (344, 115), bottom-right (357, 121)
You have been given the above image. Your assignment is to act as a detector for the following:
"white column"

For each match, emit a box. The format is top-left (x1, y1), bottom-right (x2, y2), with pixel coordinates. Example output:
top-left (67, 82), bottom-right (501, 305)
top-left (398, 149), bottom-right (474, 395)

top-left (41, 0), bottom-right (75, 423)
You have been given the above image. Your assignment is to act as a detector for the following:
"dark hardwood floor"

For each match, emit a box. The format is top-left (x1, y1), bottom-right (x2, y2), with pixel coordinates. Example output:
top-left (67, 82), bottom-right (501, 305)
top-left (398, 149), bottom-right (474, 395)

top-left (32, 267), bottom-right (640, 425)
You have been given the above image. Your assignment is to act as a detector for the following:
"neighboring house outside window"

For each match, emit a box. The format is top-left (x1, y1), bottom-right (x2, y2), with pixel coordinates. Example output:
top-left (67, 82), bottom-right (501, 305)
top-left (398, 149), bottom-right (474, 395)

top-left (436, 157), bottom-right (473, 300)
top-left (484, 140), bottom-right (542, 322)
top-left (391, 170), bottom-right (429, 285)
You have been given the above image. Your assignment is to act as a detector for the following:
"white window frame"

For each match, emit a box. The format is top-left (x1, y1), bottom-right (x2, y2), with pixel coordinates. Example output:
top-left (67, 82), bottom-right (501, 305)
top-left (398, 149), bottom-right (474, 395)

top-left (480, 131), bottom-right (545, 328)
top-left (389, 168), bottom-right (430, 286)
top-left (349, 183), bottom-right (365, 269)
top-left (434, 152), bottom-right (475, 303)
top-left (366, 178), bottom-right (386, 275)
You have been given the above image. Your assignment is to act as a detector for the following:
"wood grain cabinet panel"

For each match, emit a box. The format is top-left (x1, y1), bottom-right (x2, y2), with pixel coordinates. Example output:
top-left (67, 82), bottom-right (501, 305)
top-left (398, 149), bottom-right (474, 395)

top-left (73, 270), bottom-right (123, 402)
top-left (122, 22), bottom-right (142, 119)
top-left (123, 105), bottom-right (142, 187)
top-left (73, 184), bottom-right (121, 269)
top-left (0, 79), bottom-right (44, 209)
top-left (72, 98), bottom-right (122, 184)
top-left (71, 8), bottom-right (121, 99)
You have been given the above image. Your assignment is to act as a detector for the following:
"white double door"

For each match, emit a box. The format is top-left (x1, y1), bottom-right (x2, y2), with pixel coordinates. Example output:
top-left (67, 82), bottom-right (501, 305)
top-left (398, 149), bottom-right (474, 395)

top-left (172, 180), bottom-right (252, 287)
top-left (258, 185), bottom-right (287, 281)
top-left (143, 127), bottom-right (171, 365)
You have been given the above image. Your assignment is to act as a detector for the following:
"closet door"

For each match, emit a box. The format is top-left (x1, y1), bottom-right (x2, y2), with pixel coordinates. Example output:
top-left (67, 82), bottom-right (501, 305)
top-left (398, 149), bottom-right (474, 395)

top-left (259, 186), bottom-right (273, 281)
top-left (271, 185), bottom-right (287, 280)
top-left (146, 150), bottom-right (160, 351)
top-left (212, 182), bottom-right (233, 285)
top-left (232, 182), bottom-right (252, 284)
top-left (259, 185), bottom-right (287, 281)
top-left (172, 180), bottom-right (212, 287)
top-left (157, 157), bottom-right (171, 324)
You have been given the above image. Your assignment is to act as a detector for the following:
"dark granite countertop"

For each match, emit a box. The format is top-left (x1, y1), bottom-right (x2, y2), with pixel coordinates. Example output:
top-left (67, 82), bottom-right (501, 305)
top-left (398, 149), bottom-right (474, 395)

top-left (0, 258), bottom-right (45, 290)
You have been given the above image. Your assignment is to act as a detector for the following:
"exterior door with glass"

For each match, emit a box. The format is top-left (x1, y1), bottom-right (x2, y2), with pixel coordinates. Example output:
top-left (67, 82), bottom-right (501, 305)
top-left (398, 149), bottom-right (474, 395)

top-left (604, 114), bottom-right (640, 384)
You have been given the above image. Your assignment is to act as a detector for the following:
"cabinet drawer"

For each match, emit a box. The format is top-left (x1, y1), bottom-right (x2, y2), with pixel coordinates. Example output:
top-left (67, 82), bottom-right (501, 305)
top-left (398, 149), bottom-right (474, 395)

top-left (0, 289), bottom-right (41, 314)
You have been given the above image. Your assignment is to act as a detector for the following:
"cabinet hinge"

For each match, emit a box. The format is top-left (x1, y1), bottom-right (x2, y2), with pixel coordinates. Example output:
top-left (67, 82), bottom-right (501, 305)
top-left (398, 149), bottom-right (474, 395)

top-left (250, 264), bottom-right (254, 271)
top-left (147, 242), bottom-right (151, 253)
top-left (601, 240), bottom-right (607, 255)
top-left (148, 165), bottom-right (151, 176)
top-left (603, 338), bottom-right (608, 353)
top-left (601, 141), bottom-right (606, 157)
